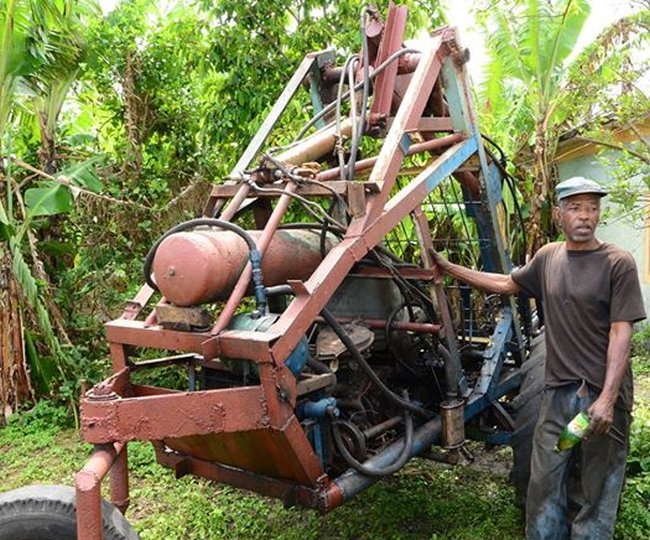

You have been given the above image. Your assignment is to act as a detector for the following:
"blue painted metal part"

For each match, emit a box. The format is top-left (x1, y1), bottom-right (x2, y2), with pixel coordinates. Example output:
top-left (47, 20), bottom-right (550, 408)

top-left (468, 428), bottom-right (513, 445)
top-left (308, 51), bottom-right (334, 130)
top-left (425, 137), bottom-right (478, 193)
top-left (399, 132), bottom-right (412, 155)
top-left (464, 308), bottom-right (514, 420)
top-left (284, 337), bottom-right (309, 377)
top-left (465, 371), bottom-right (523, 424)
top-left (298, 398), bottom-right (338, 468)
top-left (440, 56), bottom-right (470, 134)
top-left (228, 312), bottom-right (308, 377)
top-left (333, 417), bottom-right (442, 502)
top-left (297, 397), bottom-right (338, 420)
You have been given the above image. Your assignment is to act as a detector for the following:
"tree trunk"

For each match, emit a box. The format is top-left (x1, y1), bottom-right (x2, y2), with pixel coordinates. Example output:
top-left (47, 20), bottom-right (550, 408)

top-left (37, 112), bottom-right (57, 175)
top-left (0, 249), bottom-right (34, 424)
top-left (529, 123), bottom-right (553, 256)
top-left (122, 49), bottom-right (143, 177)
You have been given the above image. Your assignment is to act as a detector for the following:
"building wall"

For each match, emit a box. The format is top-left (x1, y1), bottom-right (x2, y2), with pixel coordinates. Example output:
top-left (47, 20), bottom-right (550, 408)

top-left (558, 154), bottom-right (650, 313)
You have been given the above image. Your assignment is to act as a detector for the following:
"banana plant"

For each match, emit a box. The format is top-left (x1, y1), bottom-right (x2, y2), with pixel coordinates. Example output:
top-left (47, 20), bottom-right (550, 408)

top-left (24, 0), bottom-right (100, 173)
top-left (476, 0), bottom-right (649, 254)
top-left (0, 0), bottom-right (101, 406)
top-left (476, 0), bottom-right (592, 254)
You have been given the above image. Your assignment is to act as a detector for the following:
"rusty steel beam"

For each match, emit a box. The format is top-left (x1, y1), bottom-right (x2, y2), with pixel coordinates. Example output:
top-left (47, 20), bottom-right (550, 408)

top-left (152, 441), bottom-right (326, 507)
top-left (314, 315), bottom-right (441, 334)
top-left (81, 385), bottom-right (278, 444)
top-left (369, 4), bottom-right (407, 118)
top-left (106, 319), bottom-right (208, 354)
top-left (316, 132), bottom-right (464, 182)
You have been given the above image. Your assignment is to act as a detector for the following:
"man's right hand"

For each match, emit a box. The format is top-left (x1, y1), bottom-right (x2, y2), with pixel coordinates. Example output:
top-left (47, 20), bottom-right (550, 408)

top-left (427, 248), bottom-right (451, 284)
top-left (428, 248), bottom-right (450, 274)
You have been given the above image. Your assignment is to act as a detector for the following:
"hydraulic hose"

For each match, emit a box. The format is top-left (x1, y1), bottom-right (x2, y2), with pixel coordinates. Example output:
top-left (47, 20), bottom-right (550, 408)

top-left (331, 394), bottom-right (414, 477)
top-left (346, 6), bottom-right (372, 181)
top-left (320, 308), bottom-right (432, 418)
top-left (143, 218), bottom-right (267, 315)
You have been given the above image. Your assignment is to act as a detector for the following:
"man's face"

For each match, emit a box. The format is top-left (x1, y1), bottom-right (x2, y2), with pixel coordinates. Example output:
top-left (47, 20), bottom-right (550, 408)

top-left (555, 193), bottom-right (601, 245)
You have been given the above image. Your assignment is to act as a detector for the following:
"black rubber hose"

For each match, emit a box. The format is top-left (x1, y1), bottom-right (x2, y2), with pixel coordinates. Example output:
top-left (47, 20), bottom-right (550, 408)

top-left (307, 356), bottom-right (332, 375)
top-left (437, 343), bottom-right (459, 399)
top-left (320, 199), bottom-right (338, 259)
top-left (143, 218), bottom-right (266, 314)
top-left (346, 6), bottom-right (372, 181)
top-left (320, 308), bottom-right (432, 418)
top-left (480, 134), bottom-right (528, 261)
top-left (331, 391), bottom-right (414, 477)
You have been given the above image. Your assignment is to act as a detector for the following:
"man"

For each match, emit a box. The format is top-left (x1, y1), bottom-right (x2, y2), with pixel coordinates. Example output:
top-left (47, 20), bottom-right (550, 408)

top-left (431, 177), bottom-right (646, 539)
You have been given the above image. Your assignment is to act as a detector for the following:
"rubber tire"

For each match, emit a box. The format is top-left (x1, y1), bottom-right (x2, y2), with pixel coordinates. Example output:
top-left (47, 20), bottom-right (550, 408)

top-left (509, 333), bottom-right (546, 508)
top-left (0, 485), bottom-right (139, 540)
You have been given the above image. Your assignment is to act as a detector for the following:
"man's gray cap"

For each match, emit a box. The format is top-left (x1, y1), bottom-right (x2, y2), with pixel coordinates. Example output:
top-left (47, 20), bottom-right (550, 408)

top-left (556, 176), bottom-right (608, 201)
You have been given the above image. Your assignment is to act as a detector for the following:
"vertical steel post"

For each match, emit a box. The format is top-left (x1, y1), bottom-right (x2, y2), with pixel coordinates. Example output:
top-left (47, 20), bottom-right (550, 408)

top-left (109, 443), bottom-right (129, 515)
top-left (75, 443), bottom-right (124, 540)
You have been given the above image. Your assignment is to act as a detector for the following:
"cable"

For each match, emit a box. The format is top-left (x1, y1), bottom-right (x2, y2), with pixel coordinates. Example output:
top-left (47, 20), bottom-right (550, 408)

top-left (330, 391), bottom-right (414, 477)
top-left (320, 308), bottom-right (432, 418)
top-left (295, 47), bottom-right (420, 142)
top-left (143, 218), bottom-right (267, 315)
top-left (246, 179), bottom-right (347, 230)
top-left (347, 6), bottom-right (372, 181)
top-left (480, 134), bottom-right (528, 262)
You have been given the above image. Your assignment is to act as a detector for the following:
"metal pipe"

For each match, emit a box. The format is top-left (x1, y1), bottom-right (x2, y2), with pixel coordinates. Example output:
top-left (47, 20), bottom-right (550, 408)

top-left (320, 416), bottom-right (442, 511)
top-left (332, 403), bottom-right (413, 477)
top-left (219, 183), bottom-right (252, 221)
top-left (75, 442), bottom-right (125, 540)
top-left (316, 133), bottom-right (464, 182)
top-left (362, 415), bottom-right (403, 440)
top-left (211, 183), bottom-right (297, 335)
top-left (315, 315), bottom-right (441, 334)
top-left (109, 444), bottom-right (129, 515)
top-left (273, 119), bottom-right (352, 168)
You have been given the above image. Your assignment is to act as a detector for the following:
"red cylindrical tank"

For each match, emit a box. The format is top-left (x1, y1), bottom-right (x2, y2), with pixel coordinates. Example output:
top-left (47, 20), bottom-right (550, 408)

top-left (152, 229), bottom-right (334, 306)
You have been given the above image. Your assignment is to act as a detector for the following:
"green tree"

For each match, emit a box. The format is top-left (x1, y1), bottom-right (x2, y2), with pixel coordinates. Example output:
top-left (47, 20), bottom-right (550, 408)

top-left (1, 0), bottom-right (102, 416)
top-left (476, 0), bottom-right (649, 252)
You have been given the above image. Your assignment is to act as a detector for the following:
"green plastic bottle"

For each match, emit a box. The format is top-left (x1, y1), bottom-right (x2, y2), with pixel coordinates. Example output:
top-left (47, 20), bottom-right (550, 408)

top-left (554, 411), bottom-right (590, 452)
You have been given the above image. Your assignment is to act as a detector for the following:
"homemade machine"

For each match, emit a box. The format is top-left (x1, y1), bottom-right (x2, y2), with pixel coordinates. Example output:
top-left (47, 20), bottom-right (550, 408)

top-left (0, 5), bottom-right (545, 539)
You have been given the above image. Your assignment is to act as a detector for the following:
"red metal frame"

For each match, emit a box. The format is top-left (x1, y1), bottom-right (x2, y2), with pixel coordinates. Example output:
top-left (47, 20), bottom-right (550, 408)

top-left (74, 19), bottom-right (506, 540)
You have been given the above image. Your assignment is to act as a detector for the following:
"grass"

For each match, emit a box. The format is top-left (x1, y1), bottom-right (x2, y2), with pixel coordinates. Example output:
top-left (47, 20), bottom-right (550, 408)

top-left (1, 367), bottom-right (649, 539)
top-left (0, 421), bottom-right (523, 539)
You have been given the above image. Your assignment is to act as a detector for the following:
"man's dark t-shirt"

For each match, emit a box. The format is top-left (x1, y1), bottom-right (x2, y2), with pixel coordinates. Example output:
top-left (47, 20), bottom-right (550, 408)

top-left (511, 242), bottom-right (646, 411)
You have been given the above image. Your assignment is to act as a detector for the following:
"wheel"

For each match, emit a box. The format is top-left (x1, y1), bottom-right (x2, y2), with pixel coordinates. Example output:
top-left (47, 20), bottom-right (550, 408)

top-left (509, 333), bottom-right (546, 508)
top-left (0, 485), bottom-right (139, 540)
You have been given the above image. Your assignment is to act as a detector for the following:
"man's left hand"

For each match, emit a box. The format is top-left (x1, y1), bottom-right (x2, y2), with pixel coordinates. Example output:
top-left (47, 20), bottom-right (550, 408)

top-left (588, 396), bottom-right (615, 434)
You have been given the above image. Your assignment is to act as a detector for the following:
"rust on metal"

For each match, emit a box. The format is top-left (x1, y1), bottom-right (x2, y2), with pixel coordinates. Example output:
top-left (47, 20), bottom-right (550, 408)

top-left (75, 442), bottom-right (125, 540)
top-left (67, 22), bottom-right (518, 539)
top-left (153, 229), bottom-right (336, 306)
